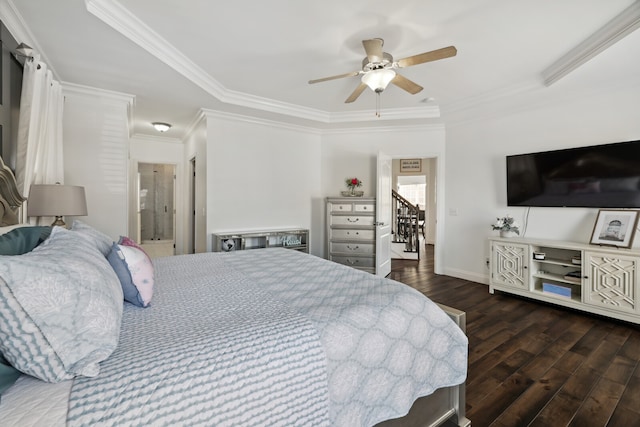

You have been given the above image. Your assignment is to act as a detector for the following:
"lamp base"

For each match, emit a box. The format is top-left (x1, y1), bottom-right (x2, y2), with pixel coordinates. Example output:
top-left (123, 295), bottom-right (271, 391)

top-left (51, 216), bottom-right (67, 228)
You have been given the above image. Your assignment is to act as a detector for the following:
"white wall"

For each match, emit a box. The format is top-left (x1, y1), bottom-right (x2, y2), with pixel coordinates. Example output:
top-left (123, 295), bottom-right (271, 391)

top-left (444, 81), bottom-right (640, 284)
top-left (320, 125), bottom-right (446, 270)
top-left (60, 79), bottom-right (640, 289)
top-left (62, 84), bottom-right (133, 240)
top-left (203, 111), bottom-right (323, 254)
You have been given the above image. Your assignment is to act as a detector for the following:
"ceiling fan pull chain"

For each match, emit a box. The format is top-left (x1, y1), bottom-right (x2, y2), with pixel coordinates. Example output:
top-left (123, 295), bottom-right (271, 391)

top-left (376, 92), bottom-right (381, 118)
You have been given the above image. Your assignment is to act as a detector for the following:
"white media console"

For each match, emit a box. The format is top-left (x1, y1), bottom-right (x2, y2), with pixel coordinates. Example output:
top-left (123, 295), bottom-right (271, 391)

top-left (489, 236), bottom-right (640, 324)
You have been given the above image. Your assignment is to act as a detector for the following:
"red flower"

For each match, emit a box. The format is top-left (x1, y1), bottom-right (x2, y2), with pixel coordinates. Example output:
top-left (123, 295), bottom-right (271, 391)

top-left (351, 178), bottom-right (359, 185)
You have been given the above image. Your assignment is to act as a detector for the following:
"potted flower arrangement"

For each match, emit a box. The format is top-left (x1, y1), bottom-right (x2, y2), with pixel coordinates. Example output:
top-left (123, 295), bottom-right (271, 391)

top-left (492, 215), bottom-right (520, 237)
top-left (342, 177), bottom-right (364, 197)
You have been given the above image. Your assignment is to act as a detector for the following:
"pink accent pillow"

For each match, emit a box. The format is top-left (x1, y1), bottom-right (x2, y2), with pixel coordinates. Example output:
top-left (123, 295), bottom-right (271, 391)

top-left (107, 243), bottom-right (154, 307)
top-left (118, 236), bottom-right (151, 262)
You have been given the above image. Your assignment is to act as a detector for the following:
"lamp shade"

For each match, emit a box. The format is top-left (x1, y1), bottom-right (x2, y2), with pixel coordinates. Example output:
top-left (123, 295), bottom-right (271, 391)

top-left (361, 69), bottom-right (396, 92)
top-left (27, 184), bottom-right (88, 217)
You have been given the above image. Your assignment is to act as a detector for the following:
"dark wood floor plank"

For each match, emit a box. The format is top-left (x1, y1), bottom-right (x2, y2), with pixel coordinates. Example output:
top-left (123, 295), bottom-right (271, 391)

top-left (603, 355), bottom-right (636, 385)
top-left (465, 372), bottom-right (534, 427)
top-left (529, 364), bottom-right (601, 427)
top-left (606, 405), bottom-right (640, 427)
top-left (389, 246), bottom-right (640, 427)
top-left (569, 377), bottom-right (625, 427)
top-left (490, 367), bottom-right (571, 427)
top-left (616, 369), bottom-right (640, 411)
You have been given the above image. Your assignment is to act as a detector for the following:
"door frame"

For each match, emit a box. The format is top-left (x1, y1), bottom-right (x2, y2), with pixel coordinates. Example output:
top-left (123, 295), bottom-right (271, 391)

top-left (376, 151), bottom-right (392, 277)
top-left (379, 153), bottom-right (444, 274)
top-left (129, 159), bottom-right (182, 253)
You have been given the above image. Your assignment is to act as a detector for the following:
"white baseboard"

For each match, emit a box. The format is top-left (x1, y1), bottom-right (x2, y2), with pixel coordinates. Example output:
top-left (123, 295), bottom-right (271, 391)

top-left (442, 267), bottom-right (489, 285)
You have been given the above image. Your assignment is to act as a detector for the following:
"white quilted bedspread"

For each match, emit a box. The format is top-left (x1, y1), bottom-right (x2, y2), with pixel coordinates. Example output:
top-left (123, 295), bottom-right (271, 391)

top-left (224, 249), bottom-right (468, 426)
top-left (0, 248), bottom-right (467, 427)
top-left (67, 252), bottom-right (329, 426)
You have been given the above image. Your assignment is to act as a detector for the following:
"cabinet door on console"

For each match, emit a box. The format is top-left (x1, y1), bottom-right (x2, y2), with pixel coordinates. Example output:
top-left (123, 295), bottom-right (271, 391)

top-left (491, 242), bottom-right (530, 290)
top-left (583, 252), bottom-right (639, 314)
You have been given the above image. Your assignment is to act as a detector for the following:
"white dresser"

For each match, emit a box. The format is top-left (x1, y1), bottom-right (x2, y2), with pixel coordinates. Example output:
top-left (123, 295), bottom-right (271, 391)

top-left (326, 197), bottom-right (376, 273)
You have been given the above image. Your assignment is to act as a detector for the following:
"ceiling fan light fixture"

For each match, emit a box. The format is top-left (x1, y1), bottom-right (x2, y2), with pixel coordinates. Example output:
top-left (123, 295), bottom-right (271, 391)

top-left (152, 122), bottom-right (172, 132)
top-left (361, 68), bottom-right (396, 93)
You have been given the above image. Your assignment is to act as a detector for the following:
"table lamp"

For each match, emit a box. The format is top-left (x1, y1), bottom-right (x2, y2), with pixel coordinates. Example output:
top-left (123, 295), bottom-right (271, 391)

top-left (27, 183), bottom-right (88, 227)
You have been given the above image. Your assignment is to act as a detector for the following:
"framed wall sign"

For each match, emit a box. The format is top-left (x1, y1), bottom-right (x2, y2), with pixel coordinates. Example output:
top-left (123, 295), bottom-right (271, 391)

top-left (400, 158), bottom-right (422, 173)
top-left (590, 209), bottom-right (639, 248)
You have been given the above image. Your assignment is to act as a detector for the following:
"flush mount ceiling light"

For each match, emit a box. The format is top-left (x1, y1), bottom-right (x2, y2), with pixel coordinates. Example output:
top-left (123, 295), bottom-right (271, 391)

top-left (152, 122), bottom-right (171, 132)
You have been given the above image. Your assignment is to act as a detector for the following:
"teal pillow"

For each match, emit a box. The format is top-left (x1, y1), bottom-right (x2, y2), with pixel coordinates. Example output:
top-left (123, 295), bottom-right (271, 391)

top-left (0, 226), bottom-right (52, 255)
top-left (0, 354), bottom-right (21, 401)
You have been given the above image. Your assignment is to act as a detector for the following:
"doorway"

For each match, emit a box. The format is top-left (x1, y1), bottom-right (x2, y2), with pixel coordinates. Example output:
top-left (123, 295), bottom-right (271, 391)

top-left (138, 162), bottom-right (175, 258)
top-left (380, 155), bottom-right (442, 274)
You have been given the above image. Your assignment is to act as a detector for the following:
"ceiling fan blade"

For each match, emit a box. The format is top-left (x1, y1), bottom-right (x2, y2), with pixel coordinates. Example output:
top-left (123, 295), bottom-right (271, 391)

top-left (391, 74), bottom-right (423, 94)
top-left (362, 38), bottom-right (384, 63)
top-left (396, 46), bottom-right (457, 68)
top-left (308, 71), bottom-right (360, 84)
top-left (345, 83), bottom-right (367, 103)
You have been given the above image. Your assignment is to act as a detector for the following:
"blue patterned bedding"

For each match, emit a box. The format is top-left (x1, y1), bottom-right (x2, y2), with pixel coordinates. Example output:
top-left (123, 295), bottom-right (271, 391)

top-left (67, 248), bottom-right (467, 427)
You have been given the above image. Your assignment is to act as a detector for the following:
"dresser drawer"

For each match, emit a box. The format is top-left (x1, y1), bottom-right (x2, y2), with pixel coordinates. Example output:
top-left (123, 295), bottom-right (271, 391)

top-left (330, 215), bottom-right (375, 226)
top-left (331, 229), bottom-right (375, 240)
top-left (330, 242), bottom-right (375, 254)
top-left (332, 255), bottom-right (375, 269)
top-left (354, 203), bottom-right (374, 213)
top-left (330, 203), bottom-right (353, 213)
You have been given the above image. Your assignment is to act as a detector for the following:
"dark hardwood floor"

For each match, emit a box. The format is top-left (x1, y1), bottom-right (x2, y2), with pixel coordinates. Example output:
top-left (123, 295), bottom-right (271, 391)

top-left (389, 245), bottom-right (640, 427)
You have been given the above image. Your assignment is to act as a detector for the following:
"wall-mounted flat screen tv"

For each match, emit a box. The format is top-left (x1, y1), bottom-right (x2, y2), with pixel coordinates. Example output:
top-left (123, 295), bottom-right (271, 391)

top-left (506, 140), bottom-right (640, 208)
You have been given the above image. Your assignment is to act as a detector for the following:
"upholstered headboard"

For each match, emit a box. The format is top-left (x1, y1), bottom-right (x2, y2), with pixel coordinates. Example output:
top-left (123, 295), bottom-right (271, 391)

top-left (0, 156), bottom-right (25, 225)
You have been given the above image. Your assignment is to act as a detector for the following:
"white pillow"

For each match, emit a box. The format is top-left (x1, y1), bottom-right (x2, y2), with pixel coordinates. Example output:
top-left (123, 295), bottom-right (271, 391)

top-left (71, 220), bottom-right (113, 257)
top-left (0, 227), bottom-right (123, 382)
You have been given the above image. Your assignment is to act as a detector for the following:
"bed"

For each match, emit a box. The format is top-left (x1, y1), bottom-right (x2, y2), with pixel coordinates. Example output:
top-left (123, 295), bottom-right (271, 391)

top-left (0, 159), bottom-right (470, 427)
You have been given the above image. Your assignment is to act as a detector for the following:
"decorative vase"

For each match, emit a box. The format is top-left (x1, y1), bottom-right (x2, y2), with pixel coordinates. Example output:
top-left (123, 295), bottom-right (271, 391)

top-left (500, 230), bottom-right (517, 238)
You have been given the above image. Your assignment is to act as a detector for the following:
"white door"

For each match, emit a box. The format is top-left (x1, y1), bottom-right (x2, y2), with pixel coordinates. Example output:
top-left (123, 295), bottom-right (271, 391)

top-left (376, 152), bottom-right (392, 276)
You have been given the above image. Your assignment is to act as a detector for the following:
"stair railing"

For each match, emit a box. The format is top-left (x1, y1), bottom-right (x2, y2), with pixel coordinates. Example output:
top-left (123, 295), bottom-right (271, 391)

top-left (391, 189), bottom-right (420, 256)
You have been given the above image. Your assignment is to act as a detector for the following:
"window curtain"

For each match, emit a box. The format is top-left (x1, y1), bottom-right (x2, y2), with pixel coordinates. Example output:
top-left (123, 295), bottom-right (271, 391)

top-left (15, 57), bottom-right (64, 224)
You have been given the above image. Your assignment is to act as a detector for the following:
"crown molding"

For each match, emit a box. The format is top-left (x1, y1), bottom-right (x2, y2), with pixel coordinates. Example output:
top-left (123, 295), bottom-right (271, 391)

top-left (542, 0), bottom-right (640, 86)
top-left (62, 81), bottom-right (135, 104)
top-left (85, 0), bottom-right (226, 99)
top-left (85, 0), bottom-right (441, 125)
top-left (201, 108), bottom-right (442, 136)
top-left (201, 109), bottom-right (323, 135)
top-left (221, 88), bottom-right (331, 123)
top-left (329, 105), bottom-right (440, 123)
top-left (0, 0), bottom-right (58, 79)
top-left (321, 123), bottom-right (445, 135)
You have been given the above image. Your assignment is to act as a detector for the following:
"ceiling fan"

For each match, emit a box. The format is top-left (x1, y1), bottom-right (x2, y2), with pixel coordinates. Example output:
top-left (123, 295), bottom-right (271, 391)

top-left (308, 38), bottom-right (457, 104)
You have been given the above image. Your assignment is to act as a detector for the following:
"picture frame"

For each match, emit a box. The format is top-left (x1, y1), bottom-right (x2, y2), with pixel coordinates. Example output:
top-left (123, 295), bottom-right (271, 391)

top-left (400, 158), bottom-right (421, 173)
top-left (589, 209), bottom-right (639, 248)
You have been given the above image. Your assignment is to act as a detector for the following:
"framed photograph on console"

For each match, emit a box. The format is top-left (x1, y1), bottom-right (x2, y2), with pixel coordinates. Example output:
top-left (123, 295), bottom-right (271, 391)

top-left (590, 209), bottom-right (639, 248)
